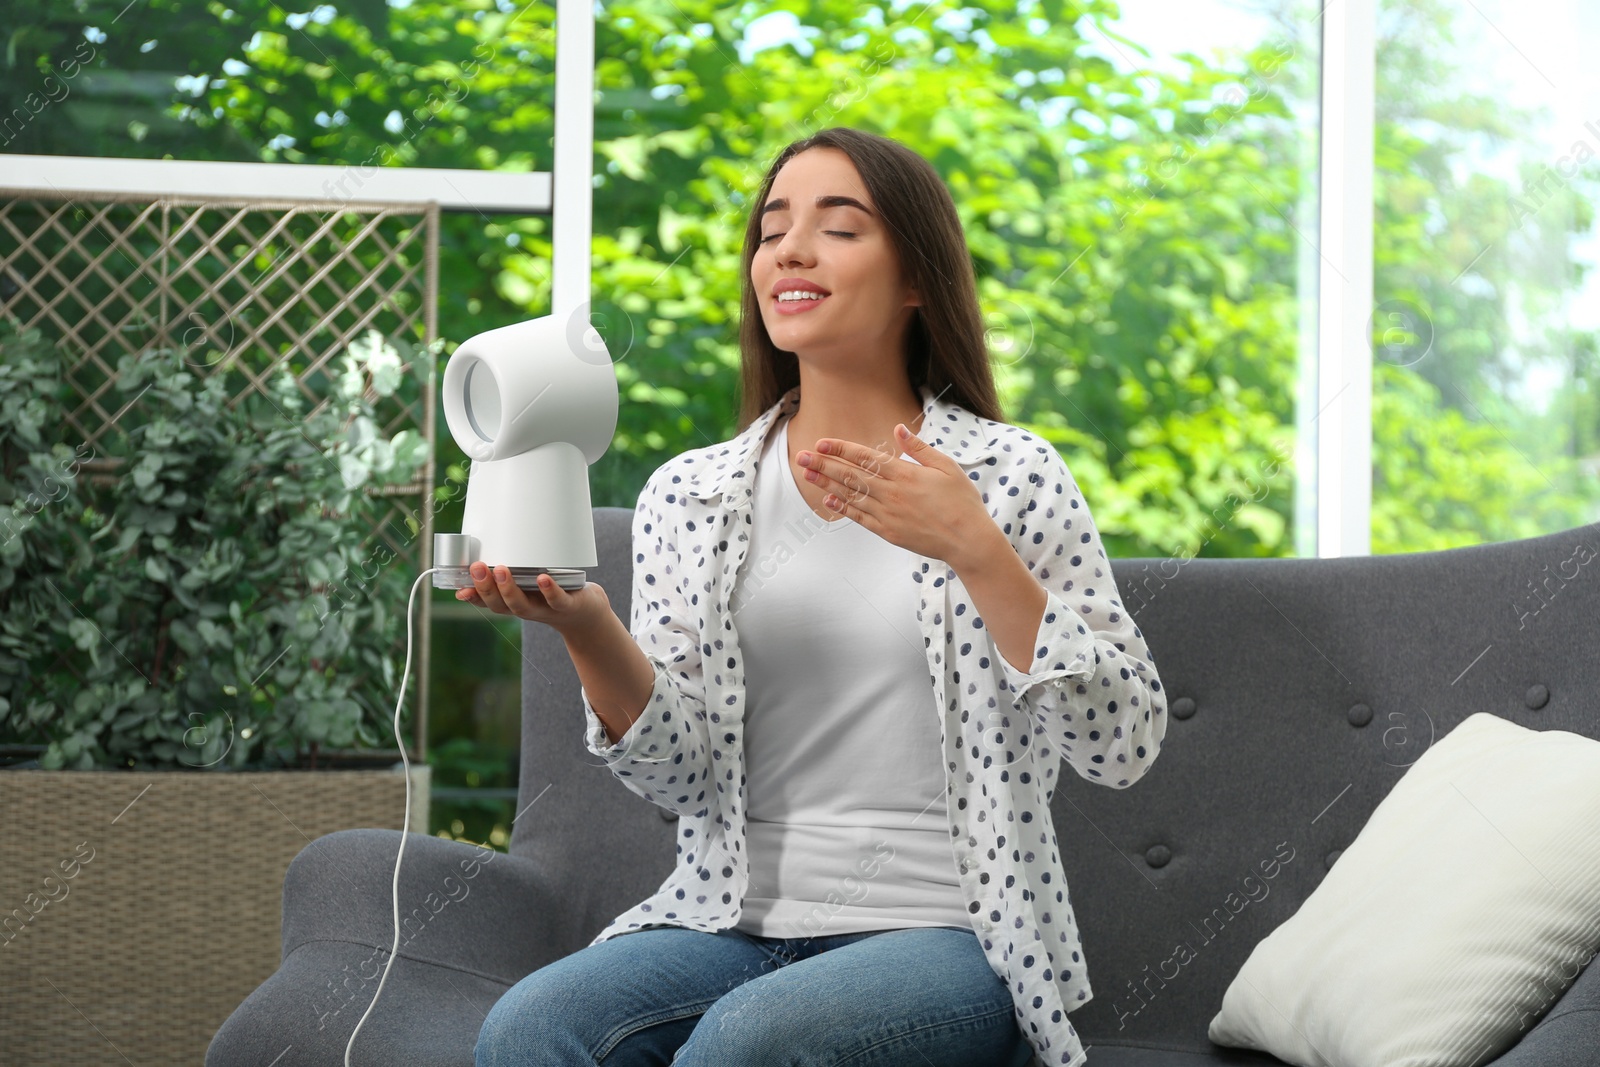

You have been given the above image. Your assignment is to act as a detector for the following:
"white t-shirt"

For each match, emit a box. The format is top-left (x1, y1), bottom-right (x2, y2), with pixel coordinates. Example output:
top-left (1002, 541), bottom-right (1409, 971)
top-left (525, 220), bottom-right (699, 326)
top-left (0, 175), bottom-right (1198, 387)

top-left (730, 412), bottom-right (972, 938)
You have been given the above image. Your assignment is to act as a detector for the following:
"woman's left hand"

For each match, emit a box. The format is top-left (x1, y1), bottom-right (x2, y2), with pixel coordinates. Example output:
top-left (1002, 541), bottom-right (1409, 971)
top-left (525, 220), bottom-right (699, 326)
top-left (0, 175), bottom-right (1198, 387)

top-left (796, 424), bottom-right (999, 568)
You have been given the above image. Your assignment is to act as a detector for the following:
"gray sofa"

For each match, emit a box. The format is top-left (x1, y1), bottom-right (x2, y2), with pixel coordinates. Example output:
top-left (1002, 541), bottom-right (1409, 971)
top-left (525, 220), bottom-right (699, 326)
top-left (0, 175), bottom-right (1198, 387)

top-left (208, 509), bottom-right (1600, 1066)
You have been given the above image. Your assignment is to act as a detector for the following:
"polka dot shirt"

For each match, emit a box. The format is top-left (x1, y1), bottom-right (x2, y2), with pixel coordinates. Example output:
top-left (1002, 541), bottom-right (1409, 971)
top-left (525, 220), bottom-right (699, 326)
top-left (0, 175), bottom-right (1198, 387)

top-left (580, 382), bottom-right (1169, 1067)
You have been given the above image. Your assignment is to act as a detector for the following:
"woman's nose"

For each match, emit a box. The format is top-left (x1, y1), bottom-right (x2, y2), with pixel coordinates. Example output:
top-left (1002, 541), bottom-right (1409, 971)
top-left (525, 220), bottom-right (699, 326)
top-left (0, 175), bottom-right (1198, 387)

top-left (775, 239), bottom-right (811, 266)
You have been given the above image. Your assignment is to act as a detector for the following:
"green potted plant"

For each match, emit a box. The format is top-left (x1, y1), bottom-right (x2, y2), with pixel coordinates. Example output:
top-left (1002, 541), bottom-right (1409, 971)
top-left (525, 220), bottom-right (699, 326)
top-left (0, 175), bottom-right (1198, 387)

top-left (0, 315), bottom-right (440, 1064)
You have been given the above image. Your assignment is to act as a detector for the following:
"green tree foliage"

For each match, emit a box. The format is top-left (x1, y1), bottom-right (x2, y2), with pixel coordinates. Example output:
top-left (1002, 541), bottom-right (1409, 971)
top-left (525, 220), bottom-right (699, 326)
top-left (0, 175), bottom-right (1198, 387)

top-left (1366, 0), bottom-right (1600, 550)
top-left (3, 0), bottom-right (1595, 561)
top-left (0, 319), bottom-right (434, 768)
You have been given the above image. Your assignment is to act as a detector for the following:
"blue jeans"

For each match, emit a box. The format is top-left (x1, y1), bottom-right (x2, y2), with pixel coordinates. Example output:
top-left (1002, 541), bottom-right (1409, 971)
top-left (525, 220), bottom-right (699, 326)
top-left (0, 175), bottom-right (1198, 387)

top-left (474, 924), bottom-right (1035, 1067)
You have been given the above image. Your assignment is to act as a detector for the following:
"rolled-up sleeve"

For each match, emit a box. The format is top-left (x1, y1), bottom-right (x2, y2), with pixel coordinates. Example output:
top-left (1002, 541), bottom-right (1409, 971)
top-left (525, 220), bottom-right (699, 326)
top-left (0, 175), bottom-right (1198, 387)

top-left (992, 444), bottom-right (1167, 789)
top-left (579, 468), bottom-right (714, 816)
top-left (581, 663), bottom-right (686, 761)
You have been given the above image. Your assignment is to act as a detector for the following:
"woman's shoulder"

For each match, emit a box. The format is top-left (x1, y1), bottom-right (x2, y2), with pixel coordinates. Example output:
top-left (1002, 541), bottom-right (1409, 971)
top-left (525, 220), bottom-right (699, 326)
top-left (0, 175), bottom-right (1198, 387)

top-left (633, 439), bottom-right (735, 513)
top-left (932, 408), bottom-right (1065, 474)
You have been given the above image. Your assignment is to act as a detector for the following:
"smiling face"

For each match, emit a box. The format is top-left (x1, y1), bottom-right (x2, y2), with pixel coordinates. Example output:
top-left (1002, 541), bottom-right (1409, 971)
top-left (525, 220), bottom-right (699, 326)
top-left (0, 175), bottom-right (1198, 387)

top-left (751, 146), bottom-right (921, 370)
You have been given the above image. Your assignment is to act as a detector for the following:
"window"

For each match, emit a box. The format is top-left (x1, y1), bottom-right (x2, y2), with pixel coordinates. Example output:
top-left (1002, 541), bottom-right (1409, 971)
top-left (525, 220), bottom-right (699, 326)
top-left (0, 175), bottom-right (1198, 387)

top-left (1372, 0), bottom-right (1600, 551)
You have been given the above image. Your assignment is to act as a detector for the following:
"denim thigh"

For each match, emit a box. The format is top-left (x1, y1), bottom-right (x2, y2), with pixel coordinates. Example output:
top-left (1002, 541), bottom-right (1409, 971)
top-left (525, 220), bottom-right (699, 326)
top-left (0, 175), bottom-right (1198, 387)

top-left (475, 924), bottom-right (1032, 1067)
top-left (672, 926), bottom-right (1033, 1067)
top-left (475, 925), bottom-right (794, 1067)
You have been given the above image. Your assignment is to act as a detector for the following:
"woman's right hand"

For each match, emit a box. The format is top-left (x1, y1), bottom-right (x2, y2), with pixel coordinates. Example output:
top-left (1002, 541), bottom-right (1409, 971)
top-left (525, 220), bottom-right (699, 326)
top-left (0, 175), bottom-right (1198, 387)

top-left (454, 561), bottom-right (611, 636)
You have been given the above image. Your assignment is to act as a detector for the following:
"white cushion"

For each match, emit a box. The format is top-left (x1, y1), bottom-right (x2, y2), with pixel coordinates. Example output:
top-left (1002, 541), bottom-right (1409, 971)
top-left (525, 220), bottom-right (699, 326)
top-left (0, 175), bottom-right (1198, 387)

top-left (1208, 711), bottom-right (1600, 1067)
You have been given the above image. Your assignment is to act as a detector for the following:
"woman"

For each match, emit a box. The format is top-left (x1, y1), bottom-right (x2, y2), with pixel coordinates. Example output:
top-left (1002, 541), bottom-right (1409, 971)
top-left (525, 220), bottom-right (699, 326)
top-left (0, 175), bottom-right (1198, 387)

top-left (460, 127), bottom-right (1168, 1067)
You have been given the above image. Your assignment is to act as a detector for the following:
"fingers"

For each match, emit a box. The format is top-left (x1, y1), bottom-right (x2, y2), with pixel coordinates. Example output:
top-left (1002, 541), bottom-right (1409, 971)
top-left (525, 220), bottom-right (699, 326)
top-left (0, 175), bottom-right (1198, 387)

top-left (467, 561), bottom-right (505, 612)
top-left (457, 561), bottom-right (517, 616)
top-left (492, 566), bottom-right (542, 617)
top-left (533, 572), bottom-right (570, 609)
top-left (456, 563), bottom-right (482, 604)
top-left (454, 562), bottom-right (567, 620)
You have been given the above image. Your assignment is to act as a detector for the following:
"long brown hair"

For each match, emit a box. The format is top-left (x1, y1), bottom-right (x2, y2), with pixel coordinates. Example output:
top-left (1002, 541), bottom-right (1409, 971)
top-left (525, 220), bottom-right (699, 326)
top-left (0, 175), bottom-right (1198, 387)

top-left (735, 127), bottom-right (1005, 432)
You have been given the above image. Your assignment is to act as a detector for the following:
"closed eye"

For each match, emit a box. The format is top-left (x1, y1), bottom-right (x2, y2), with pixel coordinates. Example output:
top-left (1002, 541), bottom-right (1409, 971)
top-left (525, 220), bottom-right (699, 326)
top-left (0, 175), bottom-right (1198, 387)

top-left (759, 231), bottom-right (857, 243)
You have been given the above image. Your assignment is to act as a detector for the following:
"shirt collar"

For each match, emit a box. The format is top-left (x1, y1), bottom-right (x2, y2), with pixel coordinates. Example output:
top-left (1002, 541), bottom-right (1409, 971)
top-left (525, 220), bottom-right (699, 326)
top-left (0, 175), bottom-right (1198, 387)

top-left (676, 382), bottom-right (995, 508)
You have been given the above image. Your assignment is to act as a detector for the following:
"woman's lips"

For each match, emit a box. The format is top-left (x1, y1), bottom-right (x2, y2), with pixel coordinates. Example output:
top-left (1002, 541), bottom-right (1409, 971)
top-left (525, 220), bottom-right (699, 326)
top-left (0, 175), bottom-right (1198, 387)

top-left (773, 293), bottom-right (830, 315)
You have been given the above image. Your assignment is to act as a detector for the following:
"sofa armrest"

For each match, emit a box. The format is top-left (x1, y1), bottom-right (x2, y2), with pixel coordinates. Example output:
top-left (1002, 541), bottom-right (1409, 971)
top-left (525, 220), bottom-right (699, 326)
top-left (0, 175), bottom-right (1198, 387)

top-left (1485, 949), bottom-right (1600, 1067)
top-left (280, 828), bottom-right (564, 986)
top-left (210, 830), bottom-right (556, 1066)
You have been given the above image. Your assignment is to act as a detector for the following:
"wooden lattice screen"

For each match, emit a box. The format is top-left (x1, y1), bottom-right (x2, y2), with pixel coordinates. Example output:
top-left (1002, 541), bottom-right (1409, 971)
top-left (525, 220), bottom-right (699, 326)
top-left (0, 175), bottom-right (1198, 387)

top-left (0, 189), bottom-right (439, 759)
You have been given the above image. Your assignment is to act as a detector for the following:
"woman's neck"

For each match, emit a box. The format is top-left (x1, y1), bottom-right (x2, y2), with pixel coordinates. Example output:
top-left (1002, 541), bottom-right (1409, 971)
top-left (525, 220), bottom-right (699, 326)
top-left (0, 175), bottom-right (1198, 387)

top-left (784, 376), bottom-right (926, 461)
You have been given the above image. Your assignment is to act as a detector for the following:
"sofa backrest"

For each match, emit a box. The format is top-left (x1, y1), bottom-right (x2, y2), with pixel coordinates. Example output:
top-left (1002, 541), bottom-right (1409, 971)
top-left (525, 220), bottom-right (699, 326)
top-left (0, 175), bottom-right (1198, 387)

top-left (516, 507), bottom-right (1599, 1051)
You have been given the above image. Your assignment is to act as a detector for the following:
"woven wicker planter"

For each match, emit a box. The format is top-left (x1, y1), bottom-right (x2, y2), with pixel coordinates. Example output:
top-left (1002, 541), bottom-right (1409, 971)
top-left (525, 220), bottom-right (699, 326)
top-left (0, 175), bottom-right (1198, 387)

top-left (0, 766), bottom-right (431, 1066)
